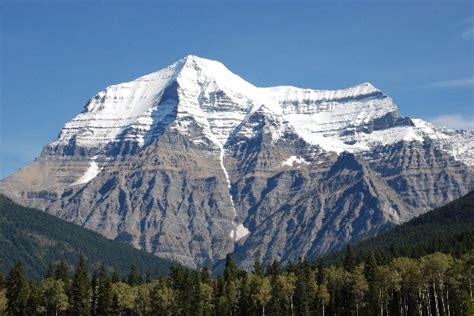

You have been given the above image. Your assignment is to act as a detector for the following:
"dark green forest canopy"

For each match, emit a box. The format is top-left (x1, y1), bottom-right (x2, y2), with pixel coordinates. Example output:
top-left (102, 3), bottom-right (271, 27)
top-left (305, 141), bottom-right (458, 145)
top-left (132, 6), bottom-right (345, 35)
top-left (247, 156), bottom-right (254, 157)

top-left (0, 192), bottom-right (473, 315)
top-left (0, 194), bottom-right (175, 280)
top-left (322, 190), bottom-right (474, 264)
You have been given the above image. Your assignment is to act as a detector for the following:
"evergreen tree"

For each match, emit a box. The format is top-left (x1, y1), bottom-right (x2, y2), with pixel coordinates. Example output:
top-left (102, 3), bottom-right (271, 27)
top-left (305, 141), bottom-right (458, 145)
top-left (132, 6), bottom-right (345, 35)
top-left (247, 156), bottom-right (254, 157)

top-left (201, 281), bottom-right (214, 316)
top-left (287, 260), bottom-right (296, 274)
top-left (0, 271), bottom-right (4, 288)
top-left (200, 266), bottom-right (211, 284)
top-left (55, 259), bottom-right (71, 290)
top-left (46, 261), bottom-right (55, 279)
top-left (111, 292), bottom-right (121, 315)
top-left (97, 264), bottom-right (113, 315)
top-left (69, 256), bottom-right (91, 315)
top-left (253, 259), bottom-right (265, 277)
top-left (344, 244), bottom-right (357, 272)
top-left (169, 266), bottom-right (193, 314)
top-left (238, 273), bottom-right (254, 315)
top-left (364, 252), bottom-right (379, 315)
top-left (223, 255), bottom-right (238, 283)
top-left (265, 260), bottom-right (281, 280)
top-left (294, 269), bottom-right (311, 315)
top-left (317, 261), bottom-right (325, 285)
top-left (91, 271), bottom-right (98, 314)
top-left (6, 261), bottom-right (30, 315)
top-left (190, 271), bottom-right (203, 315)
top-left (110, 271), bottom-right (121, 284)
top-left (126, 262), bottom-right (143, 286)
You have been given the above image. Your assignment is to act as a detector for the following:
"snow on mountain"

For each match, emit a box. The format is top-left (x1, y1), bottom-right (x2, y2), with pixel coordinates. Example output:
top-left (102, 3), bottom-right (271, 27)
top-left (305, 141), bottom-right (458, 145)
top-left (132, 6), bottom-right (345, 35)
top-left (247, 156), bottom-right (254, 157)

top-left (282, 156), bottom-right (310, 167)
top-left (50, 55), bottom-right (474, 171)
top-left (70, 160), bottom-right (101, 186)
top-left (1, 55), bottom-right (472, 270)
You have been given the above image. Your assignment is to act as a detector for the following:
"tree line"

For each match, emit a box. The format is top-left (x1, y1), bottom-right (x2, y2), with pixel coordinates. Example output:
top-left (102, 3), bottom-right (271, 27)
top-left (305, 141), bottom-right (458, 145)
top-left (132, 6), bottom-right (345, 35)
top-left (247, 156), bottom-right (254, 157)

top-left (0, 248), bottom-right (472, 315)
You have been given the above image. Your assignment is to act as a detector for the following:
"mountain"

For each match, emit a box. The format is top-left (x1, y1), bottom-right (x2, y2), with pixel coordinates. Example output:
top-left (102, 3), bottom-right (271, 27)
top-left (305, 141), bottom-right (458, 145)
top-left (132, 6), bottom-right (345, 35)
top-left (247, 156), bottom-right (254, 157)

top-left (0, 194), bottom-right (175, 280)
top-left (1, 55), bottom-right (472, 269)
top-left (322, 190), bottom-right (474, 263)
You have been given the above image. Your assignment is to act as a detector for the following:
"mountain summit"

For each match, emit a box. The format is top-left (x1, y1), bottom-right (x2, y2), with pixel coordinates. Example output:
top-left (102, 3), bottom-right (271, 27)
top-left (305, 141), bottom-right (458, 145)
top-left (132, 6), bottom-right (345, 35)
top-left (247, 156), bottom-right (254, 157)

top-left (1, 55), bottom-right (472, 269)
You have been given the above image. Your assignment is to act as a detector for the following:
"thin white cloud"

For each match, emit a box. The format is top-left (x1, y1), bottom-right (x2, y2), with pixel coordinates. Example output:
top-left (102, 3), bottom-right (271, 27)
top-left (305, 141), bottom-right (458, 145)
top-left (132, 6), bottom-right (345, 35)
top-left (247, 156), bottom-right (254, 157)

top-left (461, 26), bottom-right (474, 40)
top-left (430, 114), bottom-right (474, 130)
top-left (428, 78), bottom-right (474, 88)
top-left (460, 16), bottom-right (474, 40)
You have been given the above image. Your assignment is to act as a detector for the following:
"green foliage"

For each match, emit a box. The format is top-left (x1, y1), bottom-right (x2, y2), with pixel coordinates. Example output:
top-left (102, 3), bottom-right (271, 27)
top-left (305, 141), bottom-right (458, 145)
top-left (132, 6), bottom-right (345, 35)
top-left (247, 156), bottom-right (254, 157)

top-left (36, 278), bottom-right (69, 314)
top-left (3, 250), bottom-right (473, 315)
top-left (6, 261), bottom-right (30, 315)
top-left (0, 194), bottom-right (174, 280)
top-left (126, 262), bottom-right (144, 286)
top-left (343, 245), bottom-right (357, 272)
top-left (96, 264), bottom-right (113, 315)
top-left (324, 191), bottom-right (474, 264)
top-left (1, 189), bottom-right (473, 315)
top-left (69, 256), bottom-right (91, 315)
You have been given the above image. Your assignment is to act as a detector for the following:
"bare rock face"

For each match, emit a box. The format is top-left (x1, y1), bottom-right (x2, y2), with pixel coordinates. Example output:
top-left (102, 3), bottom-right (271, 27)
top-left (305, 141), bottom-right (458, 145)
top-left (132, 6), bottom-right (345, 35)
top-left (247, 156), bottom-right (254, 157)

top-left (1, 55), bottom-right (472, 269)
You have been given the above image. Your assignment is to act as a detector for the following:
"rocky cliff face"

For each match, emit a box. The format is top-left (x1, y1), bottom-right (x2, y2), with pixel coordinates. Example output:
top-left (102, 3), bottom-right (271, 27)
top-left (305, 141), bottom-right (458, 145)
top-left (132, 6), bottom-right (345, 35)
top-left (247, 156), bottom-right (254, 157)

top-left (1, 55), bottom-right (472, 269)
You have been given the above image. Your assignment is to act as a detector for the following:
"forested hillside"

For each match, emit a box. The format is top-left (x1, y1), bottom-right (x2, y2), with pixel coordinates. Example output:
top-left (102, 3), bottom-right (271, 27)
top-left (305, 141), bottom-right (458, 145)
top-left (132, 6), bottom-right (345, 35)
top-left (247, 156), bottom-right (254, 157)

top-left (323, 190), bottom-right (474, 264)
top-left (0, 195), bottom-right (175, 279)
top-left (1, 192), bottom-right (473, 315)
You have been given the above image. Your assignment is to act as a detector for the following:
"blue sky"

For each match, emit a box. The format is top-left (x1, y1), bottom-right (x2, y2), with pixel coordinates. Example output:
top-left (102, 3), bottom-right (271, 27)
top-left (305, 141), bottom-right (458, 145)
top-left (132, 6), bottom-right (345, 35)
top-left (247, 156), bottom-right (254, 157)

top-left (1, 0), bottom-right (473, 178)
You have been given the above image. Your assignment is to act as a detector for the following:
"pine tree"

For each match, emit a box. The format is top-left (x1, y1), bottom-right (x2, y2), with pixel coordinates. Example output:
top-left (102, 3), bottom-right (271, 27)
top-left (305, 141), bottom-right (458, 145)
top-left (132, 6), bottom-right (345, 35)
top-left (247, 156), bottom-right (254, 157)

top-left (201, 281), bottom-right (214, 316)
top-left (126, 262), bottom-right (143, 286)
top-left (254, 259), bottom-right (265, 277)
top-left (238, 273), bottom-right (254, 315)
top-left (344, 245), bottom-right (357, 272)
top-left (190, 271), bottom-right (203, 315)
top-left (364, 252), bottom-right (379, 315)
top-left (317, 261), bottom-right (325, 285)
top-left (69, 256), bottom-right (91, 315)
top-left (266, 260), bottom-right (281, 280)
top-left (200, 266), bottom-right (211, 284)
top-left (91, 271), bottom-right (98, 314)
top-left (6, 261), bottom-right (30, 315)
top-left (110, 271), bottom-right (121, 283)
top-left (54, 259), bottom-right (71, 290)
top-left (46, 261), bottom-right (55, 279)
top-left (111, 292), bottom-right (121, 315)
top-left (294, 269), bottom-right (311, 315)
top-left (223, 255), bottom-right (238, 284)
top-left (97, 264), bottom-right (113, 315)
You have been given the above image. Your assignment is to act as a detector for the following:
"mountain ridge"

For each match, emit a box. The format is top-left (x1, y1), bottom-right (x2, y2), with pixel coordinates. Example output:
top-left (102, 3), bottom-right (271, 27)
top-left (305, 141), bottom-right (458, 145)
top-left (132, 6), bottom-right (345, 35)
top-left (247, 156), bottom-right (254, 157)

top-left (1, 55), bottom-right (472, 269)
top-left (321, 190), bottom-right (474, 263)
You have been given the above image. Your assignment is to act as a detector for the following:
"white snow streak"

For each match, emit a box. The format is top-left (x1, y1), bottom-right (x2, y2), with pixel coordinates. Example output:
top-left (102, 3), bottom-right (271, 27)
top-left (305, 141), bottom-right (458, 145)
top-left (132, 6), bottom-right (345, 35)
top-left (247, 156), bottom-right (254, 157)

top-left (282, 156), bottom-right (309, 167)
top-left (217, 144), bottom-right (249, 242)
top-left (71, 161), bottom-right (101, 186)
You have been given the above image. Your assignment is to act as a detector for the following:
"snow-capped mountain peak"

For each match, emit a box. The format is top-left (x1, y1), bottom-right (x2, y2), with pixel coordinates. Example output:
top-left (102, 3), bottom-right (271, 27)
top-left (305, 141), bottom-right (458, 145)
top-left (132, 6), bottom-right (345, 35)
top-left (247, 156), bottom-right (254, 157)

top-left (47, 55), bottom-right (473, 167)
top-left (1, 55), bottom-right (472, 270)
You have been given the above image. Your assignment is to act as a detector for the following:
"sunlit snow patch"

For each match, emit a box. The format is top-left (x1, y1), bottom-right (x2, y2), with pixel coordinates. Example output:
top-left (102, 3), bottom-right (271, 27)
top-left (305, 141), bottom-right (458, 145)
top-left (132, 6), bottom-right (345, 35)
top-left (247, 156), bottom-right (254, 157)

top-left (230, 223), bottom-right (250, 241)
top-left (282, 156), bottom-right (310, 167)
top-left (71, 161), bottom-right (101, 186)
